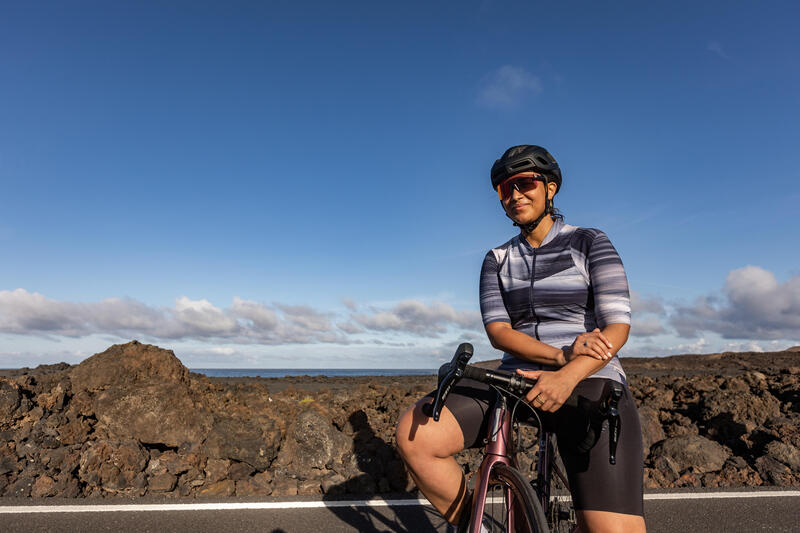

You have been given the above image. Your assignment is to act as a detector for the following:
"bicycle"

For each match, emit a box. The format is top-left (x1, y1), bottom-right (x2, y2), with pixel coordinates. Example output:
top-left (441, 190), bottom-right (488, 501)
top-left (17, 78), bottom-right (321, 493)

top-left (425, 343), bottom-right (624, 533)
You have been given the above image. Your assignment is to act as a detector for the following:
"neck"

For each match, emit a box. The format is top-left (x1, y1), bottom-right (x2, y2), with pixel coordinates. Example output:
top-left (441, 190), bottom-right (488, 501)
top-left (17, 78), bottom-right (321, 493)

top-left (523, 215), bottom-right (554, 248)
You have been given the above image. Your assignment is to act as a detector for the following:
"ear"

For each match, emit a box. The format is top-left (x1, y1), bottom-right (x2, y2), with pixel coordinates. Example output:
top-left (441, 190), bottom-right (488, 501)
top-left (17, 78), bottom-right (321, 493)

top-left (547, 181), bottom-right (558, 201)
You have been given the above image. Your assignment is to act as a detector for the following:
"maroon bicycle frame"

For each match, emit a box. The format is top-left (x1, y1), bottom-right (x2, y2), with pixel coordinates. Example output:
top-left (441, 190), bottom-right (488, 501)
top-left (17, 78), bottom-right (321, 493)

top-left (466, 394), bottom-right (557, 533)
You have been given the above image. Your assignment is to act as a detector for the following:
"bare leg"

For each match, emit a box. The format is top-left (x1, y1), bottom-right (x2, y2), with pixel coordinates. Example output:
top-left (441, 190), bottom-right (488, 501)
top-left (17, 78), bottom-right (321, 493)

top-left (576, 510), bottom-right (646, 533)
top-left (395, 398), bottom-right (469, 524)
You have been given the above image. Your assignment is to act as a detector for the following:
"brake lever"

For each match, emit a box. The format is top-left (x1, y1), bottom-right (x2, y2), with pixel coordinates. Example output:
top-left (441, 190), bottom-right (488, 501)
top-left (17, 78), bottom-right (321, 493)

top-left (604, 381), bottom-right (624, 465)
top-left (429, 368), bottom-right (459, 421)
top-left (425, 343), bottom-right (474, 421)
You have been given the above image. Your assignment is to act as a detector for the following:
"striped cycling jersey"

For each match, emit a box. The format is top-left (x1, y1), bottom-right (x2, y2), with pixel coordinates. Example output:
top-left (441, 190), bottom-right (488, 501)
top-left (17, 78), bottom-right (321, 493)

top-left (479, 218), bottom-right (630, 383)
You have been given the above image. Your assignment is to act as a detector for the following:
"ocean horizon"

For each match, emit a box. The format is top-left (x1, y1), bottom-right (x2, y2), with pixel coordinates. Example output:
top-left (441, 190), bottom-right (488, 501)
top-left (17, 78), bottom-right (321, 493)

top-left (191, 368), bottom-right (437, 378)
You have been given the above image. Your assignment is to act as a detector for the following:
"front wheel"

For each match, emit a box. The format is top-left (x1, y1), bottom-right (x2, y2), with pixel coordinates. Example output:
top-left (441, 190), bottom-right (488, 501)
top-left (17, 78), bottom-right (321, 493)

top-left (460, 463), bottom-right (549, 533)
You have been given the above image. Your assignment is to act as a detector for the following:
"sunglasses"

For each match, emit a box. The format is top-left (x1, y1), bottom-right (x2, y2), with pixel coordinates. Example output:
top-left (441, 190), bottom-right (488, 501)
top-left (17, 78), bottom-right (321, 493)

top-left (496, 176), bottom-right (545, 201)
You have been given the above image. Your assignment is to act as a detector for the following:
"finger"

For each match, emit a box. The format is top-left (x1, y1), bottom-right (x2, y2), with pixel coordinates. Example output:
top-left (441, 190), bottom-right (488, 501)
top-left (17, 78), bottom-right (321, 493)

top-left (532, 394), bottom-right (548, 409)
top-left (590, 338), bottom-right (612, 359)
top-left (590, 328), bottom-right (613, 349)
top-left (596, 331), bottom-right (613, 349)
top-left (576, 337), bottom-right (599, 357)
top-left (539, 396), bottom-right (556, 412)
top-left (584, 338), bottom-right (607, 359)
top-left (581, 350), bottom-right (604, 360)
top-left (526, 384), bottom-right (543, 404)
top-left (516, 369), bottom-right (543, 380)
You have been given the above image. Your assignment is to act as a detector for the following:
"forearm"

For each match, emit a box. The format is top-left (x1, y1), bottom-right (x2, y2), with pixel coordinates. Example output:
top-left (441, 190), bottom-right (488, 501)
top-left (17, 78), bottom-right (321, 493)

top-left (559, 323), bottom-right (630, 384)
top-left (485, 323), bottom-right (566, 366)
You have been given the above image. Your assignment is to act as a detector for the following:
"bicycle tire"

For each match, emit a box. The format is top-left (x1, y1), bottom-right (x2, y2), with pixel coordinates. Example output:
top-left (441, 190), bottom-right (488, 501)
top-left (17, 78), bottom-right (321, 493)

top-left (460, 463), bottom-right (549, 533)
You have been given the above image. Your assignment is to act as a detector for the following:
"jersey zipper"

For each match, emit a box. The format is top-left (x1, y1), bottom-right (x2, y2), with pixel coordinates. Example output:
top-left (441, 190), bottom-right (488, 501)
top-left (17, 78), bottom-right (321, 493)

top-left (529, 248), bottom-right (541, 340)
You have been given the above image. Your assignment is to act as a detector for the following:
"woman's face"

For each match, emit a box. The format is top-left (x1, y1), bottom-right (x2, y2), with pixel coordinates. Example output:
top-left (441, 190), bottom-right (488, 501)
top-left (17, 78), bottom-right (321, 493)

top-left (498, 172), bottom-right (556, 225)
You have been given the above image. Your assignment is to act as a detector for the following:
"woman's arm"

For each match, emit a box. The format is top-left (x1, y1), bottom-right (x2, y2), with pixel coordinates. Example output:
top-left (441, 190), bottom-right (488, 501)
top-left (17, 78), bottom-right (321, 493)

top-left (485, 321), bottom-right (616, 367)
top-left (558, 322), bottom-right (629, 382)
top-left (485, 321), bottom-right (568, 366)
top-left (517, 322), bottom-right (630, 412)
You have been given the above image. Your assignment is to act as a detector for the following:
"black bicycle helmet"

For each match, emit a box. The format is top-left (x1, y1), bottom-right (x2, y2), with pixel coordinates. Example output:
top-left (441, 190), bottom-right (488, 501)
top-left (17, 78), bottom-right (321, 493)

top-left (491, 145), bottom-right (563, 234)
top-left (490, 145), bottom-right (562, 192)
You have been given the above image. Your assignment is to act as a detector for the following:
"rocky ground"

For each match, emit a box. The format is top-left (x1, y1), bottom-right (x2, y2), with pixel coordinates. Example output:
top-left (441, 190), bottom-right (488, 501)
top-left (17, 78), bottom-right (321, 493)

top-left (1, 341), bottom-right (798, 498)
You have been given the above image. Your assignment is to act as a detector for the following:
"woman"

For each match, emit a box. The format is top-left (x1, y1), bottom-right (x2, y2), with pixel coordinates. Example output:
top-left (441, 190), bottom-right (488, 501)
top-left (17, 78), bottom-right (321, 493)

top-left (396, 145), bottom-right (646, 532)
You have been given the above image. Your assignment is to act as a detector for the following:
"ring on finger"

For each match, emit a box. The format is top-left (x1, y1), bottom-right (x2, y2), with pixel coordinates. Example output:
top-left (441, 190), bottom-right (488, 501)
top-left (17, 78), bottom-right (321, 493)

top-left (533, 394), bottom-right (544, 405)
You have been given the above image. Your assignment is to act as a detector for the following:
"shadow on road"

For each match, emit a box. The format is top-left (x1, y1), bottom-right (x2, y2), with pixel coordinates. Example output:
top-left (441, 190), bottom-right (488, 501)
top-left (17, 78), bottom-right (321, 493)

top-left (322, 410), bottom-right (445, 532)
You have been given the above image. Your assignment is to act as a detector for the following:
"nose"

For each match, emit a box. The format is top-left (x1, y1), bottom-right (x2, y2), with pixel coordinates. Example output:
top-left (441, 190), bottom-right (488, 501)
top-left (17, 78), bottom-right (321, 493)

top-left (509, 185), bottom-right (525, 200)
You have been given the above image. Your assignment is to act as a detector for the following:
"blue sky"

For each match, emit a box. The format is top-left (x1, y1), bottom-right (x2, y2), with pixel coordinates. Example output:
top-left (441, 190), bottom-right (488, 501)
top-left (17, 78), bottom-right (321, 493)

top-left (2, 0), bottom-right (799, 368)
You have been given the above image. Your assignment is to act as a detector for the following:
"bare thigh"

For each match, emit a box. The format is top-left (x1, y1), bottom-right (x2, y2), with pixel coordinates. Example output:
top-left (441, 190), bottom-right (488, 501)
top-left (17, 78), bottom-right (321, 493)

top-left (396, 397), bottom-right (465, 458)
top-left (577, 510), bottom-right (646, 533)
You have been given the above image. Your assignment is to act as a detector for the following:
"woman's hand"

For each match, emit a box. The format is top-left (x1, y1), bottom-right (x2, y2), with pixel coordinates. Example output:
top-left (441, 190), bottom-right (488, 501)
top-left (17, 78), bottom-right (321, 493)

top-left (516, 369), bottom-right (579, 413)
top-left (564, 328), bottom-right (614, 362)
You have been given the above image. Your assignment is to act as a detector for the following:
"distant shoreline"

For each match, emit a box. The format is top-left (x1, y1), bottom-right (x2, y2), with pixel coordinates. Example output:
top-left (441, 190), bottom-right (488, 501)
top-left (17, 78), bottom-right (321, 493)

top-left (2, 346), bottom-right (798, 380)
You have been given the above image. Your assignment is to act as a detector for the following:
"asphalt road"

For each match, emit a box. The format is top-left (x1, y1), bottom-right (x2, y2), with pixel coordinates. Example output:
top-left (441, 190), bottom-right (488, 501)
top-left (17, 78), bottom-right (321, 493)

top-left (1, 490), bottom-right (798, 532)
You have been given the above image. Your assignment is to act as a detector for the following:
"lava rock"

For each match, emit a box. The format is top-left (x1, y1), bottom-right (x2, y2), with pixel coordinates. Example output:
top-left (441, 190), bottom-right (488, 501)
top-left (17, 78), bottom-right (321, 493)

top-left (0, 381), bottom-right (21, 421)
top-left (78, 440), bottom-right (148, 494)
top-left (93, 383), bottom-right (213, 450)
top-left (69, 341), bottom-right (189, 392)
top-left (202, 417), bottom-right (276, 470)
top-left (275, 408), bottom-right (351, 474)
top-left (638, 406), bottom-right (665, 459)
top-left (651, 434), bottom-right (730, 474)
top-left (764, 441), bottom-right (800, 471)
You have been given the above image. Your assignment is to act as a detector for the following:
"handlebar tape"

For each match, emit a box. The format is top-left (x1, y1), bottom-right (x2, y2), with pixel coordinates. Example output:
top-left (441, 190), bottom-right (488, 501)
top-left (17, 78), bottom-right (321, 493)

top-left (462, 366), bottom-right (580, 410)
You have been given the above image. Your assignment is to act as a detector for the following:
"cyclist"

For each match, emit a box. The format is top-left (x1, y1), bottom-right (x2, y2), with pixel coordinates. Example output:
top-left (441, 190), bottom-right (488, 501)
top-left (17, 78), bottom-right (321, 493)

top-left (396, 145), bottom-right (646, 532)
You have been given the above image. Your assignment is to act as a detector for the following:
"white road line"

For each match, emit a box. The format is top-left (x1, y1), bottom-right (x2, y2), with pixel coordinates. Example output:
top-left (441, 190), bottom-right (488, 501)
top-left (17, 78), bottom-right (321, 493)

top-left (0, 491), bottom-right (798, 514)
top-left (643, 491), bottom-right (800, 501)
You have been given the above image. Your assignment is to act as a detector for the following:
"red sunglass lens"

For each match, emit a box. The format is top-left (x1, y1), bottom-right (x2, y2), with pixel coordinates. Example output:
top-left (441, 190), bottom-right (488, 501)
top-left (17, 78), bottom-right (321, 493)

top-left (498, 177), bottom-right (539, 200)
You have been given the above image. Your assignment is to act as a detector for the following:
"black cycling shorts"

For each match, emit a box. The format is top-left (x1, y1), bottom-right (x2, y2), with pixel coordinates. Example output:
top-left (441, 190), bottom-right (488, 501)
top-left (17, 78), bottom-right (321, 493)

top-left (424, 377), bottom-right (644, 516)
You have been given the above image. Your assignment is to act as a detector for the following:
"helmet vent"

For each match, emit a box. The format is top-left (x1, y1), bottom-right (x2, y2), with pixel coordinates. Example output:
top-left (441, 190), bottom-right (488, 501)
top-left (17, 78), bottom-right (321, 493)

top-left (535, 156), bottom-right (550, 166)
top-left (510, 161), bottom-right (527, 169)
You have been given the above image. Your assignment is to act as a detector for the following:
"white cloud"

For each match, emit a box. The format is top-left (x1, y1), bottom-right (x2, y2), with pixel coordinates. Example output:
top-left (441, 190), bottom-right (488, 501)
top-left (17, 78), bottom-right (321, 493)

top-left (352, 299), bottom-right (482, 337)
top-left (231, 297), bottom-right (279, 330)
top-left (174, 297), bottom-right (238, 335)
top-left (477, 65), bottom-right (542, 109)
top-left (92, 298), bottom-right (164, 331)
top-left (670, 266), bottom-right (800, 340)
top-left (0, 290), bottom-right (347, 345)
top-left (336, 321), bottom-right (364, 334)
top-left (0, 290), bottom-right (484, 350)
top-left (274, 303), bottom-right (332, 332)
top-left (707, 41), bottom-right (729, 60)
top-left (630, 291), bottom-right (665, 315)
top-left (209, 347), bottom-right (236, 355)
top-left (631, 316), bottom-right (666, 337)
top-left (0, 289), bottom-right (89, 336)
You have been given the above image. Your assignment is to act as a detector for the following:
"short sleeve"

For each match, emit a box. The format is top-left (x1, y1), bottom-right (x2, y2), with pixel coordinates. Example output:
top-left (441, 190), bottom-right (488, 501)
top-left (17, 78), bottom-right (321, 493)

top-left (480, 251), bottom-right (511, 326)
top-left (587, 232), bottom-right (631, 327)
